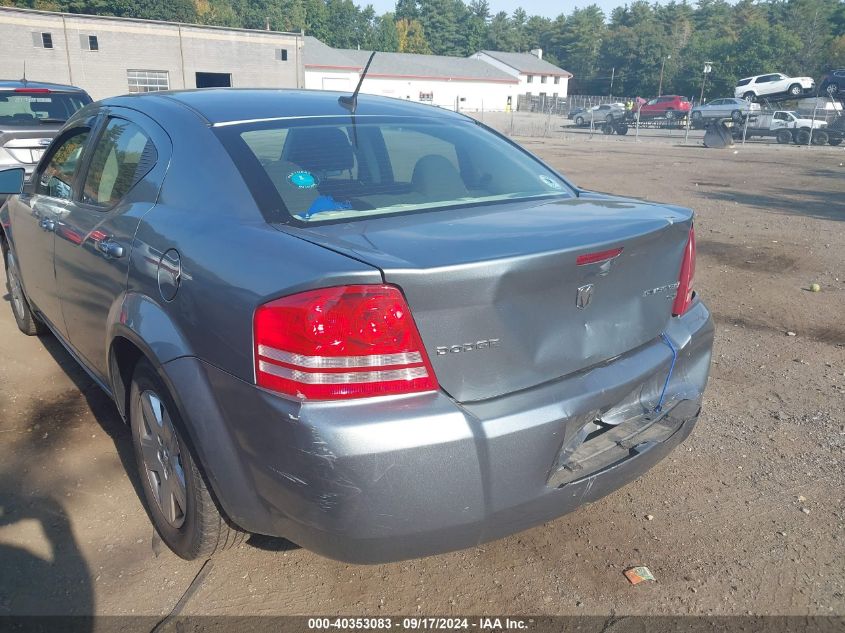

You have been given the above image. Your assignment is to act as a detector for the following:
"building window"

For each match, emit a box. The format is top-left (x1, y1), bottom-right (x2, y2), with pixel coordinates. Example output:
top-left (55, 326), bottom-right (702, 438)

top-left (540, 76), bottom-right (547, 84)
top-left (526, 75), bottom-right (534, 83)
top-left (88, 35), bottom-right (98, 51)
top-left (419, 91), bottom-right (433, 103)
top-left (41, 32), bottom-right (53, 49)
top-left (127, 70), bottom-right (170, 93)
top-left (276, 49), bottom-right (288, 61)
top-left (554, 76), bottom-right (560, 85)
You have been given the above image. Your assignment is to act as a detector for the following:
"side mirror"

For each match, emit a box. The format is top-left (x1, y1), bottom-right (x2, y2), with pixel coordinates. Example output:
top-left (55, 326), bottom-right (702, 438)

top-left (0, 167), bottom-right (25, 196)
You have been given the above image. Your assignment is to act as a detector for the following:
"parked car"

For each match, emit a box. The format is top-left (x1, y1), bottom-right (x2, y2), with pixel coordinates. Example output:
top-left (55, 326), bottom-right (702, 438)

top-left (0, 80), bottom-right (92, 179)
top-left (573, 103), bottom-right (626, 126)
top-left (735, 110), bottom-right (828, 145)
top-left (734, 73), bottom-right (815, 101)
top-left (820, 69), bottom-right (845, 96)
top-left (0, 90), bottom-right (713, 563)
top-left (637, 95), bottom-right (691, 120)
top-left (567, 106), bottom-right (587, 120)
top-left (690, 98), bottom-right (761, 125)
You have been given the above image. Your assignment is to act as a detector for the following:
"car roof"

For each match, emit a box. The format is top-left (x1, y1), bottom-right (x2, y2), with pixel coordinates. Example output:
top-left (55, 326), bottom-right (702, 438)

top-left (102, 89), bottom-right (469, 126)
top-left (0, 79), bottom-right (90, 93)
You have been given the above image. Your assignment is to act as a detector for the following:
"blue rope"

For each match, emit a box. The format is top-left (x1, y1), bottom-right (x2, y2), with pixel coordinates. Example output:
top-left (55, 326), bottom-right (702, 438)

top-left (655, 332), bottom-right (678, 413)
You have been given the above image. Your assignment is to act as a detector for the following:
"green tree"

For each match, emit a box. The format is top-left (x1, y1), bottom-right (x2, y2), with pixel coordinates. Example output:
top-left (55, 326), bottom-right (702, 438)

top-left (396, 17), bottom-right (430, 53)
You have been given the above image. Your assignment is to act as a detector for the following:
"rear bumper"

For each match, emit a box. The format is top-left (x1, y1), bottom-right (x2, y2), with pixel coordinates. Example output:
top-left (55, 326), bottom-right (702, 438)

top-left (162, 301), bottom-right (714, 563)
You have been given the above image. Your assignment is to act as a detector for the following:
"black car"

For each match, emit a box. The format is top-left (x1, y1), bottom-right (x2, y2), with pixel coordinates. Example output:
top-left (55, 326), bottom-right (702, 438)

top-left (820, 69), bottom-right (845, 96)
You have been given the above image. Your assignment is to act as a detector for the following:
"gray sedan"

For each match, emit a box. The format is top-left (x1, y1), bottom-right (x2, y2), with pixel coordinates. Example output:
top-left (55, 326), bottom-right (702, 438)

top-left (0, 90), bottom-right (713, 563)
top-left (691, 97), bottom-right (761, 124)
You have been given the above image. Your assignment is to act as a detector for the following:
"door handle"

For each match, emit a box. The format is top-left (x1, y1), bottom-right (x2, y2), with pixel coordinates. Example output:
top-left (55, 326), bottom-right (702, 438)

top-left (96, 239), bottom-right (125, 259)
top-left (39, 218), bottom-right (56, 232)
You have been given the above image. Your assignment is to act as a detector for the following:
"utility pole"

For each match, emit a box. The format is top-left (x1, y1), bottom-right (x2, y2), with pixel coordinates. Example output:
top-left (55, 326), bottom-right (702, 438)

top-left (658, 55), bottom-right (670, 96)
top-left (609, 67), bottom-right (615, 97)
top-left (699, 62), bottom-right (713, 105)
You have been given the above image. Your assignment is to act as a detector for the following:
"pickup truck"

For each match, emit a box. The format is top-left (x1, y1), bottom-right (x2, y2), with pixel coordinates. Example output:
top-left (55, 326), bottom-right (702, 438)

top-left (734, 110), bottom-right (829, 145)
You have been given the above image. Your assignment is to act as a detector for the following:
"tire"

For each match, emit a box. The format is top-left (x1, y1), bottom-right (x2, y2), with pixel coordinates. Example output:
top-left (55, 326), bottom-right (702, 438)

top-left (795, 129), bottom-right (811, 145)
top-left (616, 123), bottom-right (629, 135)
top-left (575, 115), bottom-right (584, 126)
top-left (605, 114), bottom-right (614, 123)
top-left (129, 359), bottom-right (245, 560)
top-left (788, 84), bottom-right (802, 97)
top-left (825, 83), bottom-right (838, 96)
top-left (665, 109), bottom-right (676, 120)
top-left (601, 123), bottom-right (613, 135)
top-left (743, 92), bottom-right (756, 102)
top-left (829, 138), bottom-right (842, 146)
top-left (776, 129), bottom-right (793, 144)
top-left (811, 130), bottom-right (829, 146)
top-left (730, 109), bottom-right (742, 122)
top-left (4, 248), bottom-right (47, 336)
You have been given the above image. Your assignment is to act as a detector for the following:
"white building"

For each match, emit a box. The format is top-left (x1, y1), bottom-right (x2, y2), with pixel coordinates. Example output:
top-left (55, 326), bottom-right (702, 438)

top-left (304, 37), bottom-right (571, 112)
top-left (471, 50), bottom-right (572, 101)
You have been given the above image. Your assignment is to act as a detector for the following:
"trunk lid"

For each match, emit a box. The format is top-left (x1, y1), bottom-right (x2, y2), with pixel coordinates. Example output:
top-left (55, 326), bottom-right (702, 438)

top-left (279, 195), bottom-right (693, 402)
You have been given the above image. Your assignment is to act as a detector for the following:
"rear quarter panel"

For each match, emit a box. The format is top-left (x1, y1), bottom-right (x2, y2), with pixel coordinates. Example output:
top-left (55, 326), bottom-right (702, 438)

top-left (117, 103), bottom-right (382, 383)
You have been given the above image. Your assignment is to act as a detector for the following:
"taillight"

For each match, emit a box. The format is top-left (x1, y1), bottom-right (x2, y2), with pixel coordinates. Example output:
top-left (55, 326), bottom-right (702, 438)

top-left (15, 88), bottom-right (50, 93)
top-left (672, 225), bottom-right (696, 316)
top-left (254, 285), bottom-right (438, 400)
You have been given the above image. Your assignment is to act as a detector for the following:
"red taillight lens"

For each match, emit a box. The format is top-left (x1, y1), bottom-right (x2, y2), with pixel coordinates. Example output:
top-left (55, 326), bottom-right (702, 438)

top-left (254, 285), bottom-right (438, 400)
top-left (672, 226), bottom-right (696, 316)
top-left (15, 88), bottom-right (50, 93)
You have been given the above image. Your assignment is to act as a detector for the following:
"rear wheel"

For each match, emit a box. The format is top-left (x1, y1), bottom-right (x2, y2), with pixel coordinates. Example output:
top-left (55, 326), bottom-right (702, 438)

top-left (795, 129), bottom-right (811, 145)
top-left (575, 115), bottom-right (584, 126)
top-left (788, 84), bottom-right (802, 97)
top-left (743, 92), bottom-right (756, 102)
top-left (730, 109), bottom-right (743, 122)
top-left (776, 129), bottom-right (793, 144)
top-left (826, 83), bottom-right (839, 96)
top-left (811, 130), bottom-right (829, 146)
top-left (129, 359), bottom-right (244, 560)
top-left (616, 123), bottom-right (629, 135)
top-left (4, 249), bottom-right (47, 336)
top-left (829, 138), bottom-right (843, 146)
top-left (665, 109), bottom-right (676, 120)
top-left (601, 123), bottom-right (613, 135)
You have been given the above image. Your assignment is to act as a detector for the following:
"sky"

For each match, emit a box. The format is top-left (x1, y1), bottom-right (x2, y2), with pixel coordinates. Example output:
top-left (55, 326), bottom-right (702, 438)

top-left (366, 0), bottom-right (638, 19)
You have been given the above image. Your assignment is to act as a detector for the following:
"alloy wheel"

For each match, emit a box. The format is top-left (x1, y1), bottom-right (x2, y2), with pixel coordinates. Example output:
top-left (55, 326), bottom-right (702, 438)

top-left (136, 390), bottom-right (187, 528)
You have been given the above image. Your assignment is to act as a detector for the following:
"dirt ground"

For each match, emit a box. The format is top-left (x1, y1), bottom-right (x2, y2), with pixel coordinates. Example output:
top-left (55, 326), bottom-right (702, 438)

top-left (0, 133), bottom-right (843, 621)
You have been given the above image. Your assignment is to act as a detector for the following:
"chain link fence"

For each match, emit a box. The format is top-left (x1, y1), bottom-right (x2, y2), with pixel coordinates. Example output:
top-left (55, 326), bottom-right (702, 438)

top-left (471, 92), bottom-right (844, 151)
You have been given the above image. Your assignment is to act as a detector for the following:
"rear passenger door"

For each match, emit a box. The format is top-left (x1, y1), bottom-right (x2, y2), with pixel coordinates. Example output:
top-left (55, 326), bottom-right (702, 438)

top-left (54, 109), bottom-right (171, 379)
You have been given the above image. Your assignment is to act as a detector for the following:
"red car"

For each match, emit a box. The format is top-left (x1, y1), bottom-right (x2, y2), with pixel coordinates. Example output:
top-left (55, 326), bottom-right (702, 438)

top-left (638, 95), bottom-right (691, 120)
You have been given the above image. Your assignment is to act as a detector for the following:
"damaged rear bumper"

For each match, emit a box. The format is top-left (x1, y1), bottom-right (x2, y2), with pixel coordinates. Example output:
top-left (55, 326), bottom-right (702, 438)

top-left (161, 301), bottom-right (714, 563)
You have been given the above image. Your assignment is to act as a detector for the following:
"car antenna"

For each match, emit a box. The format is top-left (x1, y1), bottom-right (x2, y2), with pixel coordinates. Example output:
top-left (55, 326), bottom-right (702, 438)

top-left (21, 61), bottom-right (27, 85)
top-left (339, 51), bottom-right (375, 114)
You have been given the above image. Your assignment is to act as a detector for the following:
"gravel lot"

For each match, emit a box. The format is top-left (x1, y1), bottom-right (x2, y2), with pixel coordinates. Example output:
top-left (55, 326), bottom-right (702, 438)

top-left (1, 134), bottom-right (843, 620)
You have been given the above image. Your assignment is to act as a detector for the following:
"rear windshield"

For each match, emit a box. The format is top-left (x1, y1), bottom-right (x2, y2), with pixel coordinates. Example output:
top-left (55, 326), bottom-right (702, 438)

top-left (216, 115), bottom-right (573, 223)
top-left (0, 91), bottom-right (91, 126)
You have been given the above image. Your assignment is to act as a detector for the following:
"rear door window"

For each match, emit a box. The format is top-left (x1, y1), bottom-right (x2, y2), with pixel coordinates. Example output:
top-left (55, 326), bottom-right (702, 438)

top-left (81, 118), bottom-right (157, 207)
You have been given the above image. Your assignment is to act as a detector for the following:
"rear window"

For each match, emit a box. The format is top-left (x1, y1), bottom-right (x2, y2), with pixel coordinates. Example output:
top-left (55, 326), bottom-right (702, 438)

top-left (0, 91), bottom-right (90, 126)
top-left (737, 78), bottom-right (752, 86)
top-left (217, 116), bottom-right (573, 223)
